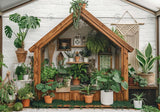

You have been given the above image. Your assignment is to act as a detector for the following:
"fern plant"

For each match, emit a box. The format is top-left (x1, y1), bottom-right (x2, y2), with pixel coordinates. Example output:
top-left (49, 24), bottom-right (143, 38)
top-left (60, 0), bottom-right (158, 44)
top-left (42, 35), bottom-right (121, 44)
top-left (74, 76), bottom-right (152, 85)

top-left (69, 0), bottom-right (88, 29)
top-left (5, 13), bottom-right (40, 48)
top-left (136, 43), bottom-right (160, 74)
top-left (86, 31), bottom-right (108, 54)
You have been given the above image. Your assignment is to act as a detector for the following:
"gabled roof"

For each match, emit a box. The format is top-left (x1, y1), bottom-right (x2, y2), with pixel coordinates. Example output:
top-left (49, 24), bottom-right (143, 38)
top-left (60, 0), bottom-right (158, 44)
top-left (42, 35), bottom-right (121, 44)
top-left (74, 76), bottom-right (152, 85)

top-left (29, 8), bottom-right (134, 52)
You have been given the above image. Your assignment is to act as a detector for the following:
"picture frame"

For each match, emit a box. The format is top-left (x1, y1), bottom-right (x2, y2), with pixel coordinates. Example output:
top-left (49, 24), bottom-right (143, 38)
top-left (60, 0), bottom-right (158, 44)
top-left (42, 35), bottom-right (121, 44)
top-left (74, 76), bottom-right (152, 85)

top-left (57, 38), bottom-right (71, 51)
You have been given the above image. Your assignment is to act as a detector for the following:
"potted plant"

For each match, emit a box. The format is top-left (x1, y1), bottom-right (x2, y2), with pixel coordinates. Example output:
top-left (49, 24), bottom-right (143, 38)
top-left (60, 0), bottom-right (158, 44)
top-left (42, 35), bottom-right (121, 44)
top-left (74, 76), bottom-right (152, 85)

top-left (69, 0), bottom-right (88, 29)
top-left (4, 13), bottom-right (40, 63)
top-left (41, 62), bottom-right (58, 83)
top-left (15, 63), bottom-right (26, 80)
top-left (132, 93), bottom-right (145, 109)
top-left (64, 51), bottom-right (75, 62)
top-left (86, 31), bottom-right (109, 54)
top-left (68, 64), bottom-right (87, 85)
top-left (79, 47), bottom-right (91, 63)
top-left (17, 84), bottom-right (34, 107)
top-left (142, 105), bottom-right (160, 112)
top-left (96, 69), bottom-right (128, 105)
top-left (80, 84), bottom-right (95, 103)
top-left (36, 81), bottom-right (57, 104)
top-left (75, 51), bottom-right (80, 62)
top-left (136, 43), bottom-right (160, 85)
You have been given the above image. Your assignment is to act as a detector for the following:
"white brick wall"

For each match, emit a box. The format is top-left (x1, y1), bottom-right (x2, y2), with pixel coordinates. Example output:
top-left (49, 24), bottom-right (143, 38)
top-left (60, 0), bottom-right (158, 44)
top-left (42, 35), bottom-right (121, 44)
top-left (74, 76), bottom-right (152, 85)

top-left (2, 0), bottom-right (156, 79)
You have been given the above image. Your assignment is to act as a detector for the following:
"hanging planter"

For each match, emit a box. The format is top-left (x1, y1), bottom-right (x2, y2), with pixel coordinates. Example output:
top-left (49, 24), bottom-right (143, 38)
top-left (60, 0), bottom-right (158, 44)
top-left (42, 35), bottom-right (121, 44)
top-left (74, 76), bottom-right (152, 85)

top-left (5, 13), bottom-right (40, 63)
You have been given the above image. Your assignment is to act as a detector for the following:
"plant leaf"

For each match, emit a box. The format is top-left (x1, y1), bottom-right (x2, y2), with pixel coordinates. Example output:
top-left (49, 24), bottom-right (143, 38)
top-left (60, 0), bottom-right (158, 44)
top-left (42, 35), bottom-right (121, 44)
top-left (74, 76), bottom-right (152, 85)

top-left (121, 81), bottom-right (128, 90)
top-left (145, 43), bottom-right (152, 58)
top-left (5, 26), bottom-right (13, 38)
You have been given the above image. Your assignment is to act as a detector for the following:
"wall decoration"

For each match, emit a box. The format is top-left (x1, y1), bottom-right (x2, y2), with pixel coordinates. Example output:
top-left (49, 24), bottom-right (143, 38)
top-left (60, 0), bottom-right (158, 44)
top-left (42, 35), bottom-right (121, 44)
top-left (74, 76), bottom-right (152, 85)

top-left (73, 34), bottom-right (82, 46)
top-left (57, 38), bottom-right (71, 51)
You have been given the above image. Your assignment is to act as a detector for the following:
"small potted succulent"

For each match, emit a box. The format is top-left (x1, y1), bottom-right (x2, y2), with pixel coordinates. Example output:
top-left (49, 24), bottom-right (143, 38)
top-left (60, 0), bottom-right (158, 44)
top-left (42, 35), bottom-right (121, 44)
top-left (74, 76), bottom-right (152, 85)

top-left (36, 81), bottom-right (57, 104)
top-left (17, 84), bottom-right (34, 107)
top-left (136, 43), bottom-right (160, 85)
top-left (5, 13), bottom-right (40, 63)
top-left (132, 93), bottom-right (145, 109)
top-left (15, 63), bottom-right (27, 80)
top-left (79, 47), bottom-right (91, 63)
top-left (75, 51), bottom-right (80, 62)
top-left (80, 84), bottom-right (95, 103)
top-left (64, 51), bottom-right (75, 62)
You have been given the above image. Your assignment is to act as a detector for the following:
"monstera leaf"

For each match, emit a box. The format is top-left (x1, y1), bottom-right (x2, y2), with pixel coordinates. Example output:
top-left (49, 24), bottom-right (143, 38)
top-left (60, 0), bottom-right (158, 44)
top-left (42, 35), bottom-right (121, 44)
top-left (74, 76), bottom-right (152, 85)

top-left (9, 13), bottom-right (21, 23)
top-left (5, 26), bottom-right (13, 38)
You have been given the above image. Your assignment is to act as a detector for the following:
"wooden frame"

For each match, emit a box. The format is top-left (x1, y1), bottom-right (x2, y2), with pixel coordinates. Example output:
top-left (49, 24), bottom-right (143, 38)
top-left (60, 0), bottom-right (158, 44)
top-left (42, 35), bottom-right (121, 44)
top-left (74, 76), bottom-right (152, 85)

top-left (57, 38), bottom-right (71, 51)
top-left (98, 54), bottom-right (112, 70)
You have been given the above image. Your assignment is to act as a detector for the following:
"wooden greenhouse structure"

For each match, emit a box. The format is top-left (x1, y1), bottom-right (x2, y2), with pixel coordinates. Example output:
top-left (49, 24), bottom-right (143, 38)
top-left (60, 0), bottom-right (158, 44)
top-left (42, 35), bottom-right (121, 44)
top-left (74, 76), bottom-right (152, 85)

top-left (29, 8), bottom-right (134, 102)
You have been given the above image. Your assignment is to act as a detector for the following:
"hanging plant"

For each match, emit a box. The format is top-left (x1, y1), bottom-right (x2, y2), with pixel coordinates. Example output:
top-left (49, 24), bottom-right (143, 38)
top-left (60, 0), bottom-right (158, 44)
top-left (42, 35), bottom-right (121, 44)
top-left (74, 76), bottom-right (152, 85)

top-left (86, 31), bottom-right (109, 54)
top-left (69, 0), bottom-right (88, 29)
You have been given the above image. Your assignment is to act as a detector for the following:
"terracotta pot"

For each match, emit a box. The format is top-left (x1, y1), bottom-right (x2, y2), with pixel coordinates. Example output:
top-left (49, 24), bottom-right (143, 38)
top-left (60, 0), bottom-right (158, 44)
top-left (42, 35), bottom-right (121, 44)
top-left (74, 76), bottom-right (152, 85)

top-left (47, 79), bottom-right (54, 86)
top-left (22, 99), bottom-right (30, 107)
top-left (158, 103), bottom-right (160, 110)
top-left (75, 56), bottom-right (80, 62)
top-left (16, 48), bottom-right (27, 63)
top-left (129, 77), bottom-right (134, 86)
top-left (138, 72), bottom-right (155, 85)
top-left (73, 77), bottom-right (80, 85)
top-left (84, 94), bottom-right (94, 103)
top-left (44, 95), bottom-right (53, 104)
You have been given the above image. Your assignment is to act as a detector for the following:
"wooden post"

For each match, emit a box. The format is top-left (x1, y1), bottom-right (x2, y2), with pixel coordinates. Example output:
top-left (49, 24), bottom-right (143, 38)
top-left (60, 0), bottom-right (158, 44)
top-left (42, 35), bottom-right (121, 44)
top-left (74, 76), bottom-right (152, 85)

top-left (34, 47), bottom-right (41, 99)
top-left (121, 47), bottom-right (129, 101)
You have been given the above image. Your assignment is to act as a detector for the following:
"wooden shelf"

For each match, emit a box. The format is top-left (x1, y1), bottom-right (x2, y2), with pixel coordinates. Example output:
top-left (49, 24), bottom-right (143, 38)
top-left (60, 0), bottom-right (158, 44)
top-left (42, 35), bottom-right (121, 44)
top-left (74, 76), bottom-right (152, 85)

top-left (66, 62), bottom-right (90, 64)
top-left (71, 45), bottom-right (86, 48)
top-left (129, 85), bottom-right (158, 90)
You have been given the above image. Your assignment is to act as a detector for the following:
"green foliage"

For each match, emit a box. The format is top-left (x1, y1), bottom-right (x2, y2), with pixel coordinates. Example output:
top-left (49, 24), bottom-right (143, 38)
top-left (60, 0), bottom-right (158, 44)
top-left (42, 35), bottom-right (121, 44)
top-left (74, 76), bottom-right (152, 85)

top-left (68, 64), bottom-right (88, 83)
top-left (80, 84), bottom-right (95, 95)
top-left (17, 84), bottom-right (34, 100)
top-left (111, 27), bottom-right (125, 41)
top-left (15, 63), bottom-right (27, 76)
top-left (86, 31), bottom-right (108, 54)
top-left (136, 43), bottom-right (160, 73)
top-left (0, 105), bottom-right (7, 111)
top-left (64, 51), bottom-right (75, 58)
top-left (0, 53), bottom-right (7, 69)
top-left (142, 105), bottom-right (160, 112)
top-left (13, 102), bottom-right (23, 111)
top-left (132, 93), bottom-right (145, 101)
top-left (41, 62), bottom-right (58, 82)
top-left (96, 69), bottom-right (128, 92)
top-left (111, 101), bottom-right (133, 108)
top-left (133, 75), bottom-right (148, 87)
top-left (69, 0), bottom-right (88, 29)
top-left (128, 65), bottom-right (136, 78)
top-left (79, 47), bottom-right (91, 57)
top-left (0, 81), bottom-right (16, 104)
top-left (5, 13), bottom-right (40, 48)
top-left (36, 82), bottom-right (57, 97)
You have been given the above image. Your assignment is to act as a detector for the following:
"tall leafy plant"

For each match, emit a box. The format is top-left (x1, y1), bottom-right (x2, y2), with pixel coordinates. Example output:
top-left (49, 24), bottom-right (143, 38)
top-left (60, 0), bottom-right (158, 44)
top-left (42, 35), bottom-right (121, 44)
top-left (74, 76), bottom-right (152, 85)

top-left (136, 43), bottom-right (160, 74)
top-left (5, 13), bottom-right (40, 48)
top-left (69, 0), bottom-right (88, 29)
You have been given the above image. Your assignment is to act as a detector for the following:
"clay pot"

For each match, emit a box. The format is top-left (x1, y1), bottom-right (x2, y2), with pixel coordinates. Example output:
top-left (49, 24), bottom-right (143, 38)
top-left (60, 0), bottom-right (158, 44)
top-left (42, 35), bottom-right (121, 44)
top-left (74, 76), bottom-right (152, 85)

top-left (129, 77), bottom-right (134, 86)
top-left (44, 95), bottom-right (53, 104)
top-left (16, 48), bottom-right (27, 63)
top-left (75, 56), bottom-right (80, 62)
top-left (138, 72), bottom-right (155, 85)
top-left (73, 77), bottom-right (80, 85)
top-left (84, 94), bottom-right (94, 103)
top-left (158, 103), bottom-right (160, 110)
top-left (22, 99), bottom-right (30, 107)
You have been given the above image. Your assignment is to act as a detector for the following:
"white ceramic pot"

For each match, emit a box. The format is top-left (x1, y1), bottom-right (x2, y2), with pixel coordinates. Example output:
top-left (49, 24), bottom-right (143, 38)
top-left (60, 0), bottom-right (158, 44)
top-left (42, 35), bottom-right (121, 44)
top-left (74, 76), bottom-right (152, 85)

top-left (84, 57), bottom-right (89, 63)
top-left (133, 100), bottom-right (142, 109)
top-left (101, 90), bottom-right (113, 105)
top-left (23, 75), bottom-right (29, 80)
top-left (68, 58), bottom-right (74, 62)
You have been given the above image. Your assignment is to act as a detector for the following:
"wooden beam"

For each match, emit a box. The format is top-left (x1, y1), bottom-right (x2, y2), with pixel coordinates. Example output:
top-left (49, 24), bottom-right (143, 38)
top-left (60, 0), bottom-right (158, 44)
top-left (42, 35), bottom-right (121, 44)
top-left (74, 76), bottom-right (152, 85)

top-left (156, 10), bottom-right (160, 17)
top-left (122, 0), bottom-right (156, 15)
top-left (2, 0), bottom-right (36, 14)
top-left (0, 16), bottom-right (2, 78)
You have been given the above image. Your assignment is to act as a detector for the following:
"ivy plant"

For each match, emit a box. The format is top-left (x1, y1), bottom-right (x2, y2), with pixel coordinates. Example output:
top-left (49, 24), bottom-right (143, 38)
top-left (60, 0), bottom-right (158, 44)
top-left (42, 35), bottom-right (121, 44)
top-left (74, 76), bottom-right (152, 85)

top-left (5, 13), bottom-right (40, 48)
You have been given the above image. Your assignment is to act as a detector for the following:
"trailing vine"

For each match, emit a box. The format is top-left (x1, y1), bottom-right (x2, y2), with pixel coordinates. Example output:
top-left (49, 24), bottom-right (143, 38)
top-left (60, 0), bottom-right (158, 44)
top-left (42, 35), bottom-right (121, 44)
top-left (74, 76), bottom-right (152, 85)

top-left (69, 0), bottom-right (88, 29)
